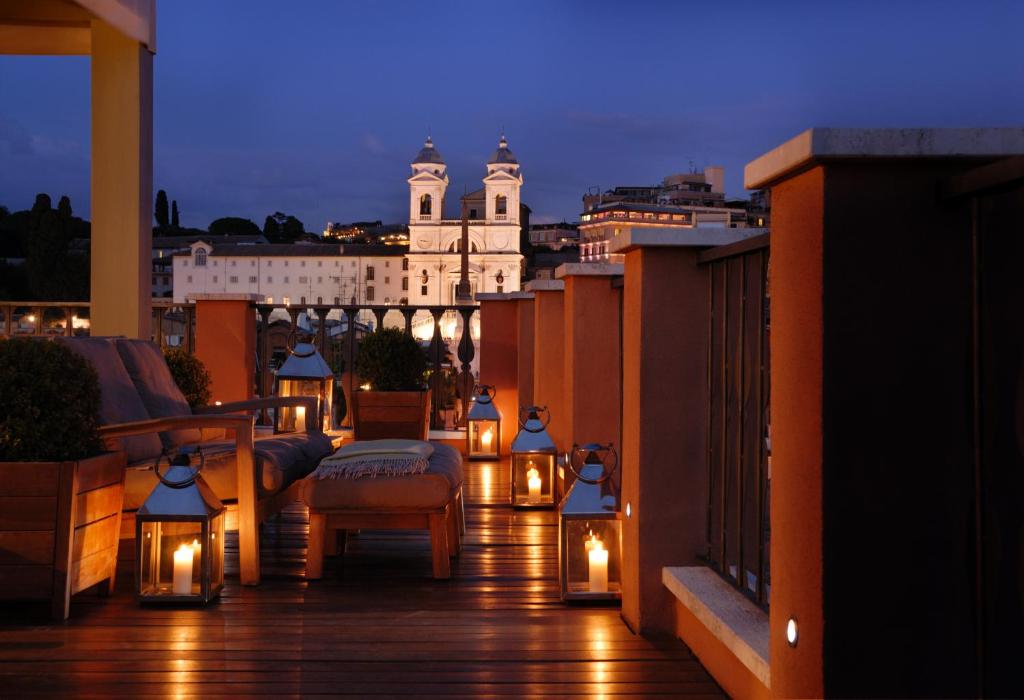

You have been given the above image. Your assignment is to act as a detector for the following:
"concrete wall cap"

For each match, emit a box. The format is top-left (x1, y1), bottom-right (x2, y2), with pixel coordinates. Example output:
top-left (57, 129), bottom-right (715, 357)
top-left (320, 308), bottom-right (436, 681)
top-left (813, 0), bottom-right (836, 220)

top-left (554, 262), bottom-right (625, 279)
top-left (185, 293), bottom-right (262, 302)
top-left (663, 566), bottom-right (771, 687)
top-left (524, 279), bottom-right (565, 292)
top-left (475, 291), bottom-right (534, 301)
top-left (745, 127), bottom-right (1024, 189)
top-left (606, 227), bottom-right (767, 254)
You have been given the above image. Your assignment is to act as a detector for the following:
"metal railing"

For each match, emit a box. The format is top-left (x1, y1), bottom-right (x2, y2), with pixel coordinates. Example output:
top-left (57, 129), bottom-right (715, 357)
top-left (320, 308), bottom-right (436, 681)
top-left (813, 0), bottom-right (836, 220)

top-left (254, 303), bottom-right (480, 431)
top-left (0, 300), bottom-right (195, 351)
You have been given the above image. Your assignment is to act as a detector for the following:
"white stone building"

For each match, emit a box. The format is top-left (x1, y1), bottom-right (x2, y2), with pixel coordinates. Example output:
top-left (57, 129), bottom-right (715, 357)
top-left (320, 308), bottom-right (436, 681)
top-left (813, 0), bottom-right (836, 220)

top-left (405, 136), bottom-right (524, 304)
top-left (172, 242), bottom-right (408, 306)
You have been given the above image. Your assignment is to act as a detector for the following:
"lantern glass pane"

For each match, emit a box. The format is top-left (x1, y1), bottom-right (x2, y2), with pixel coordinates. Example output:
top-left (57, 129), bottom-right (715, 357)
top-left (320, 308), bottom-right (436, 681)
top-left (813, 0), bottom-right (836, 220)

top-left (210, 511), bottom-right (226, 590)
top-left (468, 419), bottom-right (499, 457)
top-left (278, 378), bottom-right (326, 431)
top-left (139, 520), bottom-right (203, 598)
top-left (565, 518), bottom-right (621, 596)
top-left (511, 453), bottom-right (555, 506)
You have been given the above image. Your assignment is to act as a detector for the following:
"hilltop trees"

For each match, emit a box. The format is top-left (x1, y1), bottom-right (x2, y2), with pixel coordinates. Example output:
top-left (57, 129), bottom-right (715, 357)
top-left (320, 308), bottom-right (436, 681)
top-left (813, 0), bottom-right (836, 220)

top-left (208, 217), bottom-right (261, 238)
top-left (262, 211), bottom-right (306, 243)
top-left (155, 189), bottom-right (170, 229)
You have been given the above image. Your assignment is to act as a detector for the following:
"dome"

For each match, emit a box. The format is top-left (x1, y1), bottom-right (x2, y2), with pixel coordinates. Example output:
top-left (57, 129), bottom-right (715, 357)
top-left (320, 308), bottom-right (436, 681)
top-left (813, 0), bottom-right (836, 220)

top-left (413, 136), bottom-right (445, 165)
top-left (488, 135), bottom-right (518, 165)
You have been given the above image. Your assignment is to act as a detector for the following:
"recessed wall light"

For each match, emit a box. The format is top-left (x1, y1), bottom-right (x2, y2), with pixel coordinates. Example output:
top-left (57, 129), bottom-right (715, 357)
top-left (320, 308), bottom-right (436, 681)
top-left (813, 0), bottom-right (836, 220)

top-left (786, 618), bottom-right (798, 647)
top-left (625, 502), bottom-right (632, 519)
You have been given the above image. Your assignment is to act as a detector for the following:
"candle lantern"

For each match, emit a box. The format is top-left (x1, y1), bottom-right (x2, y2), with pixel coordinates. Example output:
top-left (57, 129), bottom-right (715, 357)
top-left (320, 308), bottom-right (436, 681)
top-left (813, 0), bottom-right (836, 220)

top-left (510, 406), bottom-right (557, 508)
top-left (136, 449), bottom-right (225, 604)
top-left (466, 384), bottom-right (501, 460)
top-left (274, 340), bottom-right (334, 433)
top-left (559, 443), bottom-right (622, 602)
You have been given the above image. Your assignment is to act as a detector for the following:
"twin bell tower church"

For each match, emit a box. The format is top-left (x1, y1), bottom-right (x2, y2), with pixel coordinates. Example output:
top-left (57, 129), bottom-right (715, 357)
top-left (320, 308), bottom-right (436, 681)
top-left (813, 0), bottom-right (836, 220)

top-left (404, 136), bottom-right (526, 304)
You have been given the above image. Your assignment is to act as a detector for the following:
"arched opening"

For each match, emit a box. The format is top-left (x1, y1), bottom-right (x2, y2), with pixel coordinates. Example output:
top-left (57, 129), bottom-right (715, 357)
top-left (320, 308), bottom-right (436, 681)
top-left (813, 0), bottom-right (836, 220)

top-left (419, 194), bottom-right (432, 216)
top-left (446, 239), bottom-right (480, 253)
top-left (495, 194), bottom-right (507, 216)
top-left (194, 249), bottom-right (207, 266)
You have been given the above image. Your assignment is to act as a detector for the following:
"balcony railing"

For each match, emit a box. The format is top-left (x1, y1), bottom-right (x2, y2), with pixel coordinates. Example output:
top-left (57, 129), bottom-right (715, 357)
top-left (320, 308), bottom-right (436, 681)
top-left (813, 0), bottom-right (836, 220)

top-left (254, 303), bottom-right (480, 432)
top-left (0, 300), bottom-right (195, 350)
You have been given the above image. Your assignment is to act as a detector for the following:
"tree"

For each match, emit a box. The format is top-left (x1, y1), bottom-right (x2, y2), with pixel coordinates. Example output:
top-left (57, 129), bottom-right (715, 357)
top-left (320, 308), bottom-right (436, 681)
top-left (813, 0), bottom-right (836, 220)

top-left (57, 195), bottom-right (72, 220)
top-left (171, 200), bottom-right (180, 228)
top-left (263, 215), bottom-right (279, 240)
top-left (155, 189), bottom-right (169, 229)
top-left (282, 215), bottom-right (305, 242)
top-left (208, 217), bottom-right (262, 238)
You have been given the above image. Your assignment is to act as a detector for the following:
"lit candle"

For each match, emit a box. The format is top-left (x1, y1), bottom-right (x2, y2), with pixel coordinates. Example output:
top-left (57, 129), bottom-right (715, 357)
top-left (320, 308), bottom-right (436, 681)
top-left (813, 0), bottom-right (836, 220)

top-left (295, 405), bottom-right (306, 432)
top-left (588, 537), bottom-right (609, 593)
top-left (481, 427), bottom-right (494, 451)
top-left (172, 543), bottom-right (194, 595)
top-left (527, 463), bottom-right (542, 501)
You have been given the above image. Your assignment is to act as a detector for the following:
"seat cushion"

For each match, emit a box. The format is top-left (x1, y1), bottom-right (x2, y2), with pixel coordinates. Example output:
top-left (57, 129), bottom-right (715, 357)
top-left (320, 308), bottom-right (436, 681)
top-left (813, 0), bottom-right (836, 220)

top-left (301, 442), bottom-right (463, 511)
top-left (114, 339), bottom-right (200, 449)
top-left (55, 337), bottom-right (162, 464)
top-left (123, 431), bottom-right (335, 510)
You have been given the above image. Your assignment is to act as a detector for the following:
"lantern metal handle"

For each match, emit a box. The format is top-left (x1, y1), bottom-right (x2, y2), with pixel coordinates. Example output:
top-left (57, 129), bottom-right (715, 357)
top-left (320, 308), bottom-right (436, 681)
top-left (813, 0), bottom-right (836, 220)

top-left (568, 442), bottom-right (618, 484)
top-left (518, 405), bottom-right (551, 432)
top-left (153, 447), bottom-right (206, 489)
top-left (285, 326), bottom-right (317, 358)
top-left (473, 384), bottom-right (496, 404)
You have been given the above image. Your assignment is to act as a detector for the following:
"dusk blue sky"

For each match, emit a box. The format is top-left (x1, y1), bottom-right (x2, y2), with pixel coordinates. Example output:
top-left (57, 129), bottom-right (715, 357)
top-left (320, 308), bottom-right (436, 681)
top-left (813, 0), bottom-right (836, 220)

top-left (1, 1), bottom-right (1022, 230)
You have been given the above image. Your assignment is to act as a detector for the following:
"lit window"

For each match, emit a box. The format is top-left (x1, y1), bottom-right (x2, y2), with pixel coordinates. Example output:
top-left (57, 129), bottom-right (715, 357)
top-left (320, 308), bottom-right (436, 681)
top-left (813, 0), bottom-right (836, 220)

top-left (283, 296), bottom-right (290, 306)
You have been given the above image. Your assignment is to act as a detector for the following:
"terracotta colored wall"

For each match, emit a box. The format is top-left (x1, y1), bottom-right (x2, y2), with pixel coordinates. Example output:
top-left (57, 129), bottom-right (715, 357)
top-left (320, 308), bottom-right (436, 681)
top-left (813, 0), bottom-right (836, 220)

top-left (516, 298), bottom-right (535, 409)
top-left (621, 247), bottom-right (709, 634)
top-left (194, 299), bottom-right (256, 403)
top-left (768, 167), bottom-right (825, 699)
top-left (562, 274), bottom-right (622, 488)
top-left (532, 290), bottom-right (567, 453)
top-left (479, 298), bottom-right (519, 457)
top-left (671, 600), bottom-right (771, 700)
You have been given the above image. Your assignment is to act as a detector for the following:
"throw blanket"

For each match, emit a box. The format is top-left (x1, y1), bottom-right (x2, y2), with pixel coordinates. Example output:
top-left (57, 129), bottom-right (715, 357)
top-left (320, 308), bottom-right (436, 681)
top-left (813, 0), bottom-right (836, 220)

top-left (312, 439), bottom-right (434, 480)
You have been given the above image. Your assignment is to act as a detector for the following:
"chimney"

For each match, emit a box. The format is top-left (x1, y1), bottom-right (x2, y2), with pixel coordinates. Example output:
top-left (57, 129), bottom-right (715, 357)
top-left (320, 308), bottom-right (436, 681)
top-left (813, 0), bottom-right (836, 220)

top-left (704, 166), bottom-right (725, 194)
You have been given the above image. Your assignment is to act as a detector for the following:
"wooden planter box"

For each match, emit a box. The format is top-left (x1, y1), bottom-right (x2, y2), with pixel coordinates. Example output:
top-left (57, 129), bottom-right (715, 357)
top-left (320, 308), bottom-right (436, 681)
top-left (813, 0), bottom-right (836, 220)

top-left (0, 451), bottom-right (127, 620)
top-left (352, 390), bottom-right (431, 441)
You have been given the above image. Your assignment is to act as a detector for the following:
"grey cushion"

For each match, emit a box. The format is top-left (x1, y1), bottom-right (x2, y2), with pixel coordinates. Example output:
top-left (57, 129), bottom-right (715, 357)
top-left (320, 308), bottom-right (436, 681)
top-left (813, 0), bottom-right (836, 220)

top-left (55, 337), bottom-right (162, 464)
top-left (123, 431), bottom-right (335, 510)
top-left (301, 442), bottom-right (464, 511)
top-left (114, 339), bottom-right (200, 449)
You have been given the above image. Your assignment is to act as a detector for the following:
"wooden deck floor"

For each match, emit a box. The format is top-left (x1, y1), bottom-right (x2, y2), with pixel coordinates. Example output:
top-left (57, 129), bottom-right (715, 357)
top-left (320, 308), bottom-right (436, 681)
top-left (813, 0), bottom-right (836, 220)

top-left (0, 460), bottom-right (724, 698)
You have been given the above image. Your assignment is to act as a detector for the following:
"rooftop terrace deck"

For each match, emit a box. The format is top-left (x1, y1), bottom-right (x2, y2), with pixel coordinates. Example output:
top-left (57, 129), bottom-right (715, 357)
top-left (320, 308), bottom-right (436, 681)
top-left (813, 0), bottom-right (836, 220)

top-left (0, 460), bottom-right (722, 698)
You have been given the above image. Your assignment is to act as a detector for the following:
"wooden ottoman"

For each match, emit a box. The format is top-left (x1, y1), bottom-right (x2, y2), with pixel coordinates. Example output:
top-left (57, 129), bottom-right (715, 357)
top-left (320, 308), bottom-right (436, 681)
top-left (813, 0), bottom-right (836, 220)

top-left (301, 443), bottom-right (464, 580)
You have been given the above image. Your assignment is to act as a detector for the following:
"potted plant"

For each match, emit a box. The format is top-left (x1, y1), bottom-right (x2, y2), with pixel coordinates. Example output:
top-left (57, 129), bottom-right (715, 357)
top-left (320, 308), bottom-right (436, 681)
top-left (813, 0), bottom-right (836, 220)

top-left (351, 327), bottom-right (430, 440)
top-left (0, 337), bottom-right (127, 619)
top-left (163, 347), bottom-right (212, 409)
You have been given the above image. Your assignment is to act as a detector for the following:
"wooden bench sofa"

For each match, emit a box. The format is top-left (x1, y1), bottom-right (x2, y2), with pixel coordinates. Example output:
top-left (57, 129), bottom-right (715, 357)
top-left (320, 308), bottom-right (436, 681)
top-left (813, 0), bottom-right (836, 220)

top-left (58, 337), bottom-right (333, 585)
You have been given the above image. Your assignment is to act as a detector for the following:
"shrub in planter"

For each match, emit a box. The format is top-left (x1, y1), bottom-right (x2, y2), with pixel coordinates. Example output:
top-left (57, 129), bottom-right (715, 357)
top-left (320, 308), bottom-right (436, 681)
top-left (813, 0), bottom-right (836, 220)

top-left (354, 327), bottom-right (427, 391)
top-left (0, 337), bottom-right (102, 461)
top-left (0, 337), bottom-right (125, 620)
top-left (352, 327), bottom-right (430, 439)
top-left (163, 347), bottom-right (212, 409)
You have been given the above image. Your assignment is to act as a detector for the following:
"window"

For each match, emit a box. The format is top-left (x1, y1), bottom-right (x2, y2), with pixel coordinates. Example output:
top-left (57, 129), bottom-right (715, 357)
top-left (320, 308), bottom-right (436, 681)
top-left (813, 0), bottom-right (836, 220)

top-left (366, 286), bottom-right (375, 301)
top-left (366, 265), bottom-right (375, 281)
top-left (470, 208), bottom-right (478, 218)
top-left (251, 260), bottom-right (256, 267)
top-left (497, 285), bottom-right (503, 293)
top-left (187, 275), bottom-right (192, 283)
top-left (402, 277), bottom-right (408, 291)
top-left (385, 276), bottom-right (390, 284)
top-left (231, 260), bottom-right (236, 266)
top-left (317, 276), bottom-right (322, 283)
top-left (385, 261), bottom-right (390, 268)
top-left (249, 275), bottom-right (257, 283)
top-left (183, 260), bottom-right (188, 267)
top-left (351, 261), bottom-right (356, 267)
top-left (419, 193), bottom-right (432, 216)
top-left (194, 249), bottom-right (207, 266)
top-left (402, 258), bottom-right (409, 271)
top-left (213, 260), bottom-right (218, 267)
top-left (267, 260), bottom-right (273, 267)
top-left (267, 276), bottom-right (273, 283)
top-left (283, 296), bottom-right (290, 306)
top-left (421, 285), bottom-right (428, 296)
top-left (229, 275), bottom-right (238, 284)
top-left (495, 194), bottom-right (507, 216)
top-left (284, 260), bottom-right (289, 267)
top-left (299, 276), bottom-right (308, 284)
top-left (151, 275), bottom-right (157, 285)
top-left (318, 261), bottom-right (323, 267)
top-left (266, 296), bottom-right (273, 304)
top-left (300, 261), bottom-right (306, 267)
